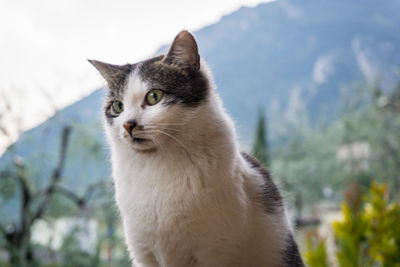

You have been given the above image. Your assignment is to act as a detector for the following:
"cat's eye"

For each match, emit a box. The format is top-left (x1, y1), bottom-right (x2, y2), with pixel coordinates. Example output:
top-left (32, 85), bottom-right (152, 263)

top-left (111, 100), bottom-right (124, 115)
top-left (145, 89), bottom-right (164, 106)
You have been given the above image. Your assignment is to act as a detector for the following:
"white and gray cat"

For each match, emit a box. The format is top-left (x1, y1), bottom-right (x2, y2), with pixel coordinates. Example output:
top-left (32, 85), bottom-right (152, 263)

top-left (89, 31), bottom-right (304, 267)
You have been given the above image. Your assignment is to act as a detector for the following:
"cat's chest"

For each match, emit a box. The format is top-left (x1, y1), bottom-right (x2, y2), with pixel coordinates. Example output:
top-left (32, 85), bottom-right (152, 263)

top-left (112, 154), bottom-right (202, 218)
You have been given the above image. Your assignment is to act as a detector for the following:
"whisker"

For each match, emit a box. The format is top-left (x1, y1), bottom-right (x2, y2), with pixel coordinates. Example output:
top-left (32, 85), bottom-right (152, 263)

top-left (152, 138), bottom-right (166, 157)
top-left (133, 131), bottom-right (157, 135)
top-left (144, 126), bottom-right (181, 133)
top-left (135, 128), bottom-right (195, 165)
top-left (155, 129), bottom-right (192, 158)
top-left (132, 130), bottom-right (158, 139)
top-left (148, 123), bottom-right (186, 126)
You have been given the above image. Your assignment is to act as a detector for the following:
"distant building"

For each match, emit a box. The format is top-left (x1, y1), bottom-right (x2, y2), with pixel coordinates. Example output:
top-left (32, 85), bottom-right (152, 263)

top-left (336, 141), bottom-right (370, 171)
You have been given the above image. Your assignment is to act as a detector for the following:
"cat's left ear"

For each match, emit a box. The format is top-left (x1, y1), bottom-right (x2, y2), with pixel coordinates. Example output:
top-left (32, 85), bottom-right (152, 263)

top-left (88, 59), bottom-right (131, 90)
top-left (163, 30), bottom-right (200, 71)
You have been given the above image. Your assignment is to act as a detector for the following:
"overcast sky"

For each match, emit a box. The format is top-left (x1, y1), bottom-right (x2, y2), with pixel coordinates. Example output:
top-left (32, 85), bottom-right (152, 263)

top-left (0, 0), bottom-right (274, 153)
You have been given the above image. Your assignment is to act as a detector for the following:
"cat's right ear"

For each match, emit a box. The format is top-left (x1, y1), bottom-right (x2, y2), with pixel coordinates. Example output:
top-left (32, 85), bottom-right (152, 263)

top-left (88, 59), bottom-right (131, 90)
top-left (163, 31), bottom-right (200, 72)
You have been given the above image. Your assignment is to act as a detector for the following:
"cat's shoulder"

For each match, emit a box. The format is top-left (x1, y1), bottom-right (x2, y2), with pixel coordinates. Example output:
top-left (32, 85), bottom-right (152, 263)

top-left (240, 151), bottom-right (284, 214)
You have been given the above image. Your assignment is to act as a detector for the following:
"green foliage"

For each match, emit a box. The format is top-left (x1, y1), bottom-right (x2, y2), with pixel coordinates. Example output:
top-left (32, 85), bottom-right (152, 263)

top-left (252, 110), bottom-right (269, 166)
top-left (333, 183), bottom-right (369, 266)
top-left (361, 183), bottom-right (400, 265)
top-left (60, 229), bottom-right (97, 267)
top-left (339, 84), bottom-right (400, 197)
top-left (271, 82), bottom-right (400, 205)
top-left (271, 122), bottom-right (343, 202)
top-left (305, 182), bottom-right (400, 267)
top-left (304, 235), bottom-right (329, 267)
top-left (0, 260), bottom-right (11, 267)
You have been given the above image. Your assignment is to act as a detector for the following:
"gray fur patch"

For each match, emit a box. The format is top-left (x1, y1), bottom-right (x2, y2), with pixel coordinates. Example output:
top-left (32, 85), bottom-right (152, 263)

top-left (103, 64), bottom-right (135, 125)
top-left (282, 234), bottom-right (305, 267)
top-left (138, 55), bottom-right (209, 107)
top-left (241, 152), bottom-right (283, 213)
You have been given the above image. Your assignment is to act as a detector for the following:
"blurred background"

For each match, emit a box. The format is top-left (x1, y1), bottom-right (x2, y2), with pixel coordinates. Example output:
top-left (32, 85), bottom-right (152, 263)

top-left (1, 0), bottom-right (400, 266)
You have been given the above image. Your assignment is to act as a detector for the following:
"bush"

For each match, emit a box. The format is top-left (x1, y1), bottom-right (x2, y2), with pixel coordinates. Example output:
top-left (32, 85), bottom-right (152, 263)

top-left (304, 234), bottom-right (329, 267)
top-left (305, 182), bottom-right (400, 267)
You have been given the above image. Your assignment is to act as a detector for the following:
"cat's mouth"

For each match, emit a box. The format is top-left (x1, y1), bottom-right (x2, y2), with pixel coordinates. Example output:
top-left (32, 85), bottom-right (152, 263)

top-left (122, 131), bottom-right (155, 151)
top-left (132, 137), bottom-right (150, 143)
top-left (128, 135), bottom-right (156, 153)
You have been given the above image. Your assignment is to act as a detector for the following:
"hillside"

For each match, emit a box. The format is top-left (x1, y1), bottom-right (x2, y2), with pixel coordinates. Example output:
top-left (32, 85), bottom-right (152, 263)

top-left (189, 0), bottom-right (400, 139)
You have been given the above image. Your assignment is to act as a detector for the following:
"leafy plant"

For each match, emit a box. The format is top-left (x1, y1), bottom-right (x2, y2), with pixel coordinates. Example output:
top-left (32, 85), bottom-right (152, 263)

top-left (305, 182), bottom-right (400, 267)
top-left (304, 233), bottom-right (329, 267)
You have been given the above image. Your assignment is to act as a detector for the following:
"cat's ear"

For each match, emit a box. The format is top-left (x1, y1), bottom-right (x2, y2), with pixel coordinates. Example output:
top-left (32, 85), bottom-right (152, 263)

top-left (88, 59), bottom-right (131, 90)
top-left (163, 31), bottom-right (200, 71)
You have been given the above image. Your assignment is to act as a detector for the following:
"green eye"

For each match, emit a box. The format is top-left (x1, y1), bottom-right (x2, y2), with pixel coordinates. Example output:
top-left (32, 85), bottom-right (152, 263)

top-left (146, 89), bottom-right (164, 105)
top-left (111, 100), bottom-right (124, 115)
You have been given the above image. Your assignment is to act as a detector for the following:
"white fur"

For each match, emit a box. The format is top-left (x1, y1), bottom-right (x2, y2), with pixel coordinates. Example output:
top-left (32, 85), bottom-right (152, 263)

top-left (105, 62), bottom-right (292, 267)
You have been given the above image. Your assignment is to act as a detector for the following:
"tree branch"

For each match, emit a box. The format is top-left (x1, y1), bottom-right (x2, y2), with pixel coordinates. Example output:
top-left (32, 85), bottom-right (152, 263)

top-left (32, 181), bottom-right (109, 220)
top-left (83, 181), bottom-right (109, 202)
top-left (52, 126), bottom-right (71, 183)
top-left (51, 185), bottom-right (85, 207)
top-left (32, 126), bottom-right (71, 221)
top-left (1, 162), bottom-right (33, 204)
top-left (52, 181), bottom-right (109, 207)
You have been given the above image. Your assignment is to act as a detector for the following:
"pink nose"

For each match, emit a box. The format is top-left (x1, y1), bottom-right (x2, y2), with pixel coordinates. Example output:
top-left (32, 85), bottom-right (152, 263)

top-left (123, 119), bottom-right (137, 135)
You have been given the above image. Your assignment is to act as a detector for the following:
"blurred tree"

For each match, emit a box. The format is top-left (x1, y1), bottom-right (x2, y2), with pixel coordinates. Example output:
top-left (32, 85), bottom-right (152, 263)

top-left (0, 126), bottom-right (107, 266)
top-left (252, 109), bottom-right (269, 167)
top-left (0, 88), bottom-right (33, 149)
top-left (340, 83), bottom-right (400, 199)
top-left (270, 81), bottom-right (400, 205)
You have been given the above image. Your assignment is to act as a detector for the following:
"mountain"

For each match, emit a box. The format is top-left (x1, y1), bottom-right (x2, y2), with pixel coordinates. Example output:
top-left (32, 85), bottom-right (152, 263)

top-left (188, 0), bottom-right (400, 139)
top-left (1, 0), bottom-right (400, 217)
top-left (154, 0), bottom-right (400, 142)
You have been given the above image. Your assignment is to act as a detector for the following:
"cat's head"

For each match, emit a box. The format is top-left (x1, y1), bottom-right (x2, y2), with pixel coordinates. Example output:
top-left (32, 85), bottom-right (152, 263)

top-left (89, 31), bottom-right (211, 152)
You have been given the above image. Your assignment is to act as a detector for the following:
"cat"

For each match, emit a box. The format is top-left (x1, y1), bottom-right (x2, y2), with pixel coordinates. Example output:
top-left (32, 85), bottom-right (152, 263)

top-left (89, 30), bottom-right (304, 267)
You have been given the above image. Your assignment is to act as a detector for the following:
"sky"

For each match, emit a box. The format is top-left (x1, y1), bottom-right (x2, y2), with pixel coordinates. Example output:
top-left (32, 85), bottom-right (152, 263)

top-left (0, 0), bottom-right (274, 154)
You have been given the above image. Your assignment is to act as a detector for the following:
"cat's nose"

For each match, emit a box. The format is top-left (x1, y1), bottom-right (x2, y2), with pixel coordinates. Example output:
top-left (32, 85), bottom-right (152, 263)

top-left (123, 119), bottom-right (137, 135)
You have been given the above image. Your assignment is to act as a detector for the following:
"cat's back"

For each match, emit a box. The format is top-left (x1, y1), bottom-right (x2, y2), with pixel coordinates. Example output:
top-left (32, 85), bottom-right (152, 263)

top-left (236, 151), bottom-right (305, 266)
